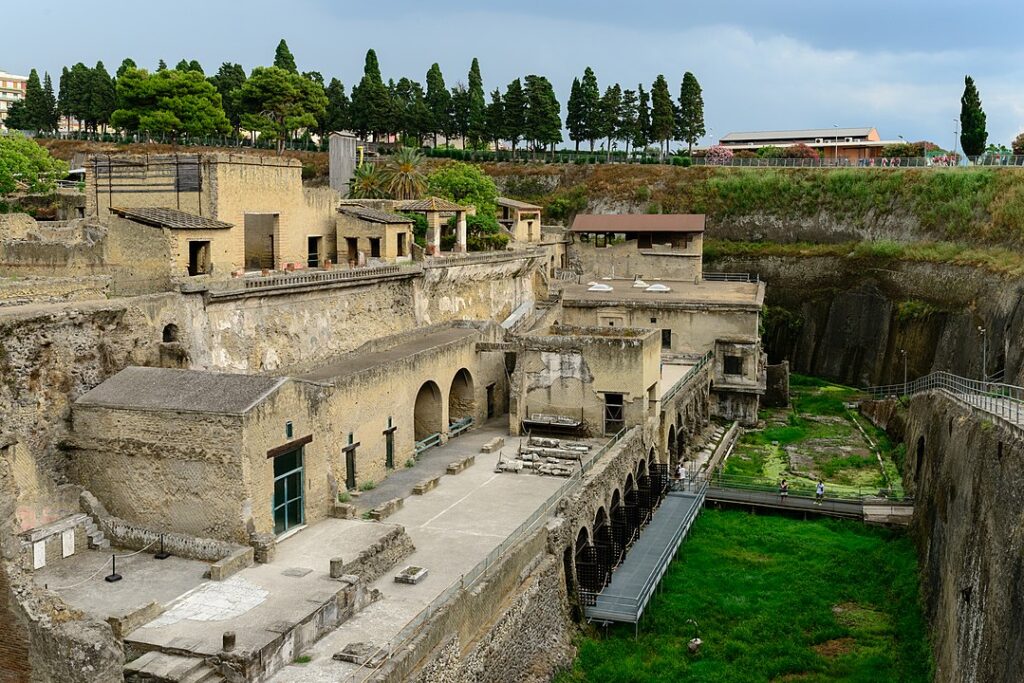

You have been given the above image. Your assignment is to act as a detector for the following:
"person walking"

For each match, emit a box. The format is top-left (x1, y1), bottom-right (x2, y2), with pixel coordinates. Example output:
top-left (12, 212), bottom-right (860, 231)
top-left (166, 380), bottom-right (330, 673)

top-left (815, 480), bottom-right (825, 506)
top-left (779, 478), bottom-right (789, 503)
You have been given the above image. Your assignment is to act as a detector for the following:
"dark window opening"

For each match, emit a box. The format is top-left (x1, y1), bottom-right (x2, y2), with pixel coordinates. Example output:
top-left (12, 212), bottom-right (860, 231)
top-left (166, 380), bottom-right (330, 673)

top-left (346, 237), bottom-right (358, 264)
top-left (604, 393), bottom-right (625, 435)
top-left (724, 355), bottom-right (744, 376)
top-left (369, 237), bottom-right (381, 258)
top-left (285, 421), bottom-right (293, 439)
top-left (272, 448), bottom-right (304, 534)
top-left (162, 323), bottom-right (179, 343)
top-left (595, 233), bottom-right (607, 248)
top-left (397, 232), bottom-right (407, 257)
top-left (661, 329), bottom-right (672, 349)
top-left (650, 317), bottom-right (657, 324)
top-left (637, 233), bottom-right (652, 249)
top-left (307, 236), bottom-right (322, 268)
top-left (188, 240), bottom-right (211, 276)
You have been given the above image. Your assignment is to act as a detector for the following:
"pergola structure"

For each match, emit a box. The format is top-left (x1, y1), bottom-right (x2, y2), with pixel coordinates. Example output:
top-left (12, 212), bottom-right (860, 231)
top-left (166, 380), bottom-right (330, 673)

top-left (397, 197), bottom-right (470, 254)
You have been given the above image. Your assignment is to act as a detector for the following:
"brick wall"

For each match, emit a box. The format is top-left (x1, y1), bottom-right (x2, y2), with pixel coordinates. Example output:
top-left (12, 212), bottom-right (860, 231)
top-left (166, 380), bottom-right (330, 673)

top-left (0, 567), bottom-right (30, 683)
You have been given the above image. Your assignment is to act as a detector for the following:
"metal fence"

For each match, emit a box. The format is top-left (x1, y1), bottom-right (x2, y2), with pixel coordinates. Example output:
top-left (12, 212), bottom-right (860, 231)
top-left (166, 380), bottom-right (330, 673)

top-left (702, 272), bottom-right (760, 283)
top-left (707, 471), bottom-right (906, 502)
top-left (348, 426), bottom-right (633, 682)
top-left (662, 351), bottom-right (713, 404)
top-left (865, 371), bottom-right (1024, 427)
top-left (422, 248), bottom-right (544, 269)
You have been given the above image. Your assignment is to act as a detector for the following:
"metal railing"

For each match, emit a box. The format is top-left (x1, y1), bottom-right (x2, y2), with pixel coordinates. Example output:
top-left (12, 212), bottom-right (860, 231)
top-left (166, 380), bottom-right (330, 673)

top-left (423, 248), bottom-right (544, 269)
top-left (865, 371), bottom-right (1024, 427)
top-left (448, 417), bottom-right (473, 438)
top-left (702, 272), bottom-right (760, 283)
top-left (348, 426), bottom-right (633, 682)
top-left (661, 350), bottom-right (713, 404)
top-left (707, 471), bottom-right (906, 502)
top-left (414, 432), bottom-right (442, 456)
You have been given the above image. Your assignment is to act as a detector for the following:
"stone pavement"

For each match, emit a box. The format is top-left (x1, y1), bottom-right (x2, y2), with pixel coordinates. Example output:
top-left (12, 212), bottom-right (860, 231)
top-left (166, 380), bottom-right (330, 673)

top-left (268, 433), bottom-right (567, 683)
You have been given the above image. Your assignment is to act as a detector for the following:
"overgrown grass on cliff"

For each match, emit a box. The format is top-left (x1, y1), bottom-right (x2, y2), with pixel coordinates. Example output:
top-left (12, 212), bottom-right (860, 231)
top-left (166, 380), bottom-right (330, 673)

top-left (703, 238), bottom-right (1024, 278)
top-left (556, 510), bottom-right (932, 683)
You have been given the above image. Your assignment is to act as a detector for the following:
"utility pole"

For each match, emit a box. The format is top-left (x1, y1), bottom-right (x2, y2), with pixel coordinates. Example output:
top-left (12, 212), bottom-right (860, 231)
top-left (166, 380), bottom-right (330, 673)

top-left (953, 118), bottom-right (960, 165)
top-left (900, 348), bottom-right (908, 391)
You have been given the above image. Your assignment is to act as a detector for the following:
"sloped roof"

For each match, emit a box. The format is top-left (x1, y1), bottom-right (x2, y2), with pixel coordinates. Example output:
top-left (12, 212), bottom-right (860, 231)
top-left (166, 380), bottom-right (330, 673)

top-left (339, 206), bottom-right (413, 224)
top-left (110, 207), bottom-right (233, 230)
top-left (397, 196), bottom-right (467, 212)
top-left (719, 128), bottom-right (876, 143)
top-left (497, 197), bottom-right (543, 211)
top-left (76, 366), bottom-right (286, 415)
top-left (570, 214), bottom-right (706, 233)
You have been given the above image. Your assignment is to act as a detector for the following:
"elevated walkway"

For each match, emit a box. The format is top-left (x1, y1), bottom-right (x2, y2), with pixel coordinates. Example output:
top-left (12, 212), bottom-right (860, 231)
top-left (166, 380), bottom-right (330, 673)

top-left (583, 483), bottom-right (706, 625)
top-left (706, 487), bottom-right (914, 525)
top-left (865, 371), bottom-right (1024, 430)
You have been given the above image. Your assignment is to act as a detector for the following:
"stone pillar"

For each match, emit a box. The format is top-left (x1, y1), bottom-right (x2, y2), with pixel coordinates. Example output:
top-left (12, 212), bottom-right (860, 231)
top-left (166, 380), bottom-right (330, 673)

top-left (455, 211), bottom-right (467, 253)
top-left (426, 212), bottom-right (441, 255)
top-left (330, 557), bottom-right (345, 579)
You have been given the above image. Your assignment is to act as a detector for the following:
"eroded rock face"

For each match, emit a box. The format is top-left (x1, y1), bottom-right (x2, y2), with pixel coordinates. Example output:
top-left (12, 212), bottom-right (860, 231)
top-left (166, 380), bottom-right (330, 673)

top-left (900, 394), bottom-right (1024, 683)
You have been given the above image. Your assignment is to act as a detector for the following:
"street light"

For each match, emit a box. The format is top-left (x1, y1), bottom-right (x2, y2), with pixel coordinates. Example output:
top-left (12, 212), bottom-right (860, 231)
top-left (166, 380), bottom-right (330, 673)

top-left (899, 348), bottom-right (908, 390)
top-left (978, 326), bottom-right (987, 381)
top-left (953, 118), bottom-right (960, 165)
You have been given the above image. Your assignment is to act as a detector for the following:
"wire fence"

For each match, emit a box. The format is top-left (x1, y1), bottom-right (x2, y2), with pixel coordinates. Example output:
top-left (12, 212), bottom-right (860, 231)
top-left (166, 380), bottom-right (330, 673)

top-left (864, 370), bottom-right (1024, 427)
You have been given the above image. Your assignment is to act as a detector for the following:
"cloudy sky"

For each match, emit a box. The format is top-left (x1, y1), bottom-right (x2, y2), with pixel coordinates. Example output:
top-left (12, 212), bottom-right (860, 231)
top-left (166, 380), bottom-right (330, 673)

top-left (7, 0), bottom-right (1024, 147)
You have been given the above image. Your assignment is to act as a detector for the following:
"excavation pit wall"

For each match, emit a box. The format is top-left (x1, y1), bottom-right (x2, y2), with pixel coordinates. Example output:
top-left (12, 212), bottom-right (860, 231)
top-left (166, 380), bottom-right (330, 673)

top-left (865, 393), bottom-right (1024, 683)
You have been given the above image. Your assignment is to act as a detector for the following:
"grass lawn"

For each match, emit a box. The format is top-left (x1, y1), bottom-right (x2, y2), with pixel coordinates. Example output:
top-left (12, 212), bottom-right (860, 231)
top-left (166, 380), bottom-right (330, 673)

top-left (556, 510), bottom-right (932, 683)
top-left (722, 375), bottom-right (903, 498)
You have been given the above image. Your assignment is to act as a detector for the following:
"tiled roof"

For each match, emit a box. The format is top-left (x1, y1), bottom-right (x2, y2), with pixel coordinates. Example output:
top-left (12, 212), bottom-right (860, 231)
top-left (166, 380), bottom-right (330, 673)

top-left (397, 196), bottom-right (466, 212)
top-left (109, 207), bottom-right (233, 230)
top-left (570, 214), bottom-right (705, 233)
top-left (497, 197), bottom-right (543, 211)
top-left (338, 206), bottom-right (413, 224)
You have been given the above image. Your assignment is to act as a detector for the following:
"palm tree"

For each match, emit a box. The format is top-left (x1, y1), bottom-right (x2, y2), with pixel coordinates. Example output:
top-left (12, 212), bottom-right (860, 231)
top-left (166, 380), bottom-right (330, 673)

top-left (348, 163), bottom-right (387, 199)
top-left (381, 147), bottom-right (427, 200)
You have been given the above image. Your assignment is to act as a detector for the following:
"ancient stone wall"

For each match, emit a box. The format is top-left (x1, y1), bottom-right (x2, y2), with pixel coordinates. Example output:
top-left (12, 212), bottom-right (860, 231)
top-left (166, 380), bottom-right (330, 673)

top-left (416, 254), bottom-right (541, 325)
top-left (896, 393), bottom-right (1024, 683)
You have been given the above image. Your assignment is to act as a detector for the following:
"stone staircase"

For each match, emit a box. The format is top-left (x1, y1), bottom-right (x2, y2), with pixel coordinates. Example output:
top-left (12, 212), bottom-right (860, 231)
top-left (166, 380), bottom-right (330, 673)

top-left (124, 651), bottom-right (223, 683)
top-left (82, 516), bottom-right (109, 550)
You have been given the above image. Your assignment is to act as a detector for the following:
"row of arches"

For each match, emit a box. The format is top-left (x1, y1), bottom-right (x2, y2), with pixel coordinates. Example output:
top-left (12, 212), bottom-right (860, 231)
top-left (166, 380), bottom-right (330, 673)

top-left (413, 368), bottom-right (477, 440)
top-left (664, 391), bottom-right (711, 467)
top-left (570, 454), bottom-right (671, 603)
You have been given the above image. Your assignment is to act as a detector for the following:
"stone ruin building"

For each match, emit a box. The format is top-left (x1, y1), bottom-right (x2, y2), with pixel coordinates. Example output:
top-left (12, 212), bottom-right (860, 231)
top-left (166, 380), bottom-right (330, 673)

top-left (0, 150), bottom-right (766, 682)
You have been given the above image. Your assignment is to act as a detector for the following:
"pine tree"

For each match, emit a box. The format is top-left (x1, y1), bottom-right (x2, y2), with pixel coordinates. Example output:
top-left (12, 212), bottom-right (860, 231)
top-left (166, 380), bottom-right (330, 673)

top-left (959, 75), bottom-right (987, 157)
top-left (157, 59), bottom-right (167, 71)
top-left (424, 63), bottom-right (451, 146)
top-left (651, 75), bottom-right (675, 157)
top-left (599, 84), bottom-right (622, 159)
top-left (485, 88), bottom-right (504, 151)
top-left (42, 73), bottom-right (58, 131)
top-left (208, 63), bottom-right (247, 133)
top-left (566, 77), bottom-right (584, 152)
top-left (325, 78), bottom-right (350, 133)
top-left (677, 71), bottom-right (705, 155)
top-left (579, 67), bottom-right (601, 152)
top-left (634, 84), bottom-right (651, 152)
top-left (503, 78), bottom-right (527, 157)
top-left (116, 58), bottom-right (137, 80)
top-left (619, 88), bottom-right (638, 157)
top-left (466, 58), bottom-right (487, 150)
top-left (274, 39), bottom-right (298, 74)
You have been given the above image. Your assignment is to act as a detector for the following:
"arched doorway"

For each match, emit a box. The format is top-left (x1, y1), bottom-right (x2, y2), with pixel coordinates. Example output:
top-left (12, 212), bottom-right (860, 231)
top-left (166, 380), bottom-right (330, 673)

top-left (667, 425), bottom-right (678, 466)
top-left (593, 507), bottom-right (614, 589)
top-left (448, 368), bottom-right (475, 424)
top-left (162, 323), bottom-right (179, 343)
top-left (609, 490), bottom-right (626, 567)
top-left (414, 381), bottom-right (443, 440)
top-left (623, 474), bottom-right (639, 547)
top-left (574, 527), bottom-right (599, 603)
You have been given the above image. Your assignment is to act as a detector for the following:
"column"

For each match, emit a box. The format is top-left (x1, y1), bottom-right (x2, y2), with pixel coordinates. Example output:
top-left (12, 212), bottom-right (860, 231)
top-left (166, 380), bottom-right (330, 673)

top-left (426, 212), bottom-right (441, 255)
top-left (455, 211), bottom-right (467, 253)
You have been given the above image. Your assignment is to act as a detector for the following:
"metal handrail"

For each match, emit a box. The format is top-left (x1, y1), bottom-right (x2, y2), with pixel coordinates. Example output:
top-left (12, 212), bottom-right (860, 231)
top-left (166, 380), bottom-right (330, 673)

top-left (865, 371), bottom-right (1024, 427)
top-left (707, 472), bottom-right (906, 502)
top-left (702, 272), bottom-right (760, 283)
top-left (661, 350), bottom-right (713, 404)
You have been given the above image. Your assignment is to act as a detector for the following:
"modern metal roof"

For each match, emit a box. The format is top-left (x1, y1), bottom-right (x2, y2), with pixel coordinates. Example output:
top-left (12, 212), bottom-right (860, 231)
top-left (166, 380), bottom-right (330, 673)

top-left (570, 214), bottom-right (705, 233)
top-left (396, 196), bottom-right (467, 212)
top-left (338, 205), bottom-right (414, 224)
top-left (109, 207), bottom-right (233, 230)
top-left (497, 197), bottom-right (543, 211)
top-left (76, 366), bottom-right (286, 415)
top-left (719, 127), bottom-right (876, 143)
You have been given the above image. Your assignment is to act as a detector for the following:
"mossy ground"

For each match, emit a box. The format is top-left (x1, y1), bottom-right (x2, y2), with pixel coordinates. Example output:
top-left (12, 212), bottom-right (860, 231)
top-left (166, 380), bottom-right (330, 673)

top-left (723, 375), bottom-right (902, 497)
top-left (556, 510), bottom-right (932, 683)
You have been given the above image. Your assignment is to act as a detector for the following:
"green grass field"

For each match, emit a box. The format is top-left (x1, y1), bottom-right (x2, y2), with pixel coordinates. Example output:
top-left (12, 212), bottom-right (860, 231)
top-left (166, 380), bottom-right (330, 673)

top-left (722, 375), bottom-right (902, 497)
top-left (556, 510), bottom-right (932, 683)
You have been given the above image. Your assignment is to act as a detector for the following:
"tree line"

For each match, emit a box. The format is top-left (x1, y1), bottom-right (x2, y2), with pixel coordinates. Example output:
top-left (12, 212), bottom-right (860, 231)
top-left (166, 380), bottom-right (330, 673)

top-left (8, 40), bottom-right (705, 157)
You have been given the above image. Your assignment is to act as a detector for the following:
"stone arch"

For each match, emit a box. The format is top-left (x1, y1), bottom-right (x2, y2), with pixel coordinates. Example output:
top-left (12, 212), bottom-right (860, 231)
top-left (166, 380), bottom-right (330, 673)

top-left (667, 425), bottom-right (678, 465)
top-left (593, 507), bottom-right (613, 588)
top-left (574, 526), bottom-right (599, 595)
top-left (162, 323), bottom-right (179, 343)
top-left (636, 458), bottom-right (648, 477)
top-left (448, 368), bottom-right (475, 423)
top-left (414, 380), bottom-right (443, 440)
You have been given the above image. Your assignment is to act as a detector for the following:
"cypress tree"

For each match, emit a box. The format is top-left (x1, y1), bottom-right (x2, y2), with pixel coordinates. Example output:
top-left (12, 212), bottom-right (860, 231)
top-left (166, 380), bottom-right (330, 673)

top-left (619, 88), bottom-right (638, 157)
top-left (677, 71), bottom-right (705, 155)
top-left (503, 78), bottom-right (527, 157)
top-left (22, 70), bottom-right (49, 131)
top-left (599, 84), bottom-right (622, 159)
top-left (350, 49), bottom-right (392, 141)
top-left (42, 73), bottom-right (58, 131)
top-left (325, 78), bottom-right (350, 133)
top-left (523, 75), bottom-right (561, 158)
top-left (424, 63), bottom-right (451, 146)
top-left (566, 77), bottom-right (584, 152)
top-left (274, 39), bottom-right (298, 73)
top-left (485, 88), bottom-right (504, 151)
top-left (634, 84), bottom-right (651, 152)
top-left (959, 75), bottom-right (987, 157)
top-left (90, 61), bottom-right (116, 131)
top-left (208, 63), bottom-right (247, 133)
top-left (650, 75), bottom-right (675, 157)
top-left (466, 58), bottom-right (487, 149)
top-left (579, 67), bottom-right (601, 151)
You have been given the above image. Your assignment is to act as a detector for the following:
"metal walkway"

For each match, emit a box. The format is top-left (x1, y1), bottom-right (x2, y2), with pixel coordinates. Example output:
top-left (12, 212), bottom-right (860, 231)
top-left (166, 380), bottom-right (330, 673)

top-left (584, 484), bottom-right (706, 624)
top-left (865, 371), bottom-right (1024, 430)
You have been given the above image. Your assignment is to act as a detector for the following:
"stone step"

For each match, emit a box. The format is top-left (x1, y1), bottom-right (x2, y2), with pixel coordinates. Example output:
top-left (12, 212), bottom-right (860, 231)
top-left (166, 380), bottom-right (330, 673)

top-left (87, 528), bottom-right (109, 550)
top-left (124, 650), bottom-right (209, 682)
top-left (179, 663), bottom-right (223, 683)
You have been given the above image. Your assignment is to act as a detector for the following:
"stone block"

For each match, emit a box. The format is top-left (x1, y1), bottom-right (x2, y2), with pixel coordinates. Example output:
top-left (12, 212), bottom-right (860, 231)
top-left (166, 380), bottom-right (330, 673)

top-left (107, 601), bottom-right (164, 639)
top-left (368, 498), bottom-right (404, 520)
top-left (209, 546), bottom-right (254, 581)
top-left (249, 532), bottom-right (277, 564)
top-left (412, 476), bottom-right (440, 495)
top-left (331, 502), bottom-right (358, 519)
top-left (481, 437), bottom-right (505, 453)
top-left (446, 455), bottom-right (476, 474)
top-left (394, 565), bottom-right (429, 584)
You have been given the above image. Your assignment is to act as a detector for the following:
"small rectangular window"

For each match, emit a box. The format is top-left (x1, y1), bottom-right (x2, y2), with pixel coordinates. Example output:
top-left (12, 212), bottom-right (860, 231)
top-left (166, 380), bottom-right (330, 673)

top-left (661, 329), bottom-right (672, 349)
top-left (188, 240), bottom-right (211, 276)
top-left (650, 317), bottom-right (657, 324)
top-left (285, 421), bottom-right (293, 438)
top-left (724, 355), bottom-right (744, 376)
top-left (604, 393), bottom-right (625, 435)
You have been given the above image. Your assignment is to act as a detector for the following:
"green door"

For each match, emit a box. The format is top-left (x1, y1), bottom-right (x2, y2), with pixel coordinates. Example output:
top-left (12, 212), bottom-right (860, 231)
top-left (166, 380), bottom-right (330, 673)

top-left (273, 448), bottom-right (304, 535)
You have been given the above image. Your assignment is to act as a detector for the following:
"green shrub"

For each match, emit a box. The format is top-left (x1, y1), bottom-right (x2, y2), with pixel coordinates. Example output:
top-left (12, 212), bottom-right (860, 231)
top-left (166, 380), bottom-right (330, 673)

top-left (405, 458), bottom-right (416, 468)
top-left (337, 492), bottom-right (351, 503)
top-left (359, 480), bottom-right (376, 491)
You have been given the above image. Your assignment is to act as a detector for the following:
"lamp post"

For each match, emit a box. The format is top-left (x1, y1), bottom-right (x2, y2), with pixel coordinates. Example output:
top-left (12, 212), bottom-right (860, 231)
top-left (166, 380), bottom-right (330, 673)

top-left (833, 124), bottom-right (839, 165)
top-left (978, 326), bottom-right (987, 381)
top-left (953, 118), bottom-right (960, 165)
